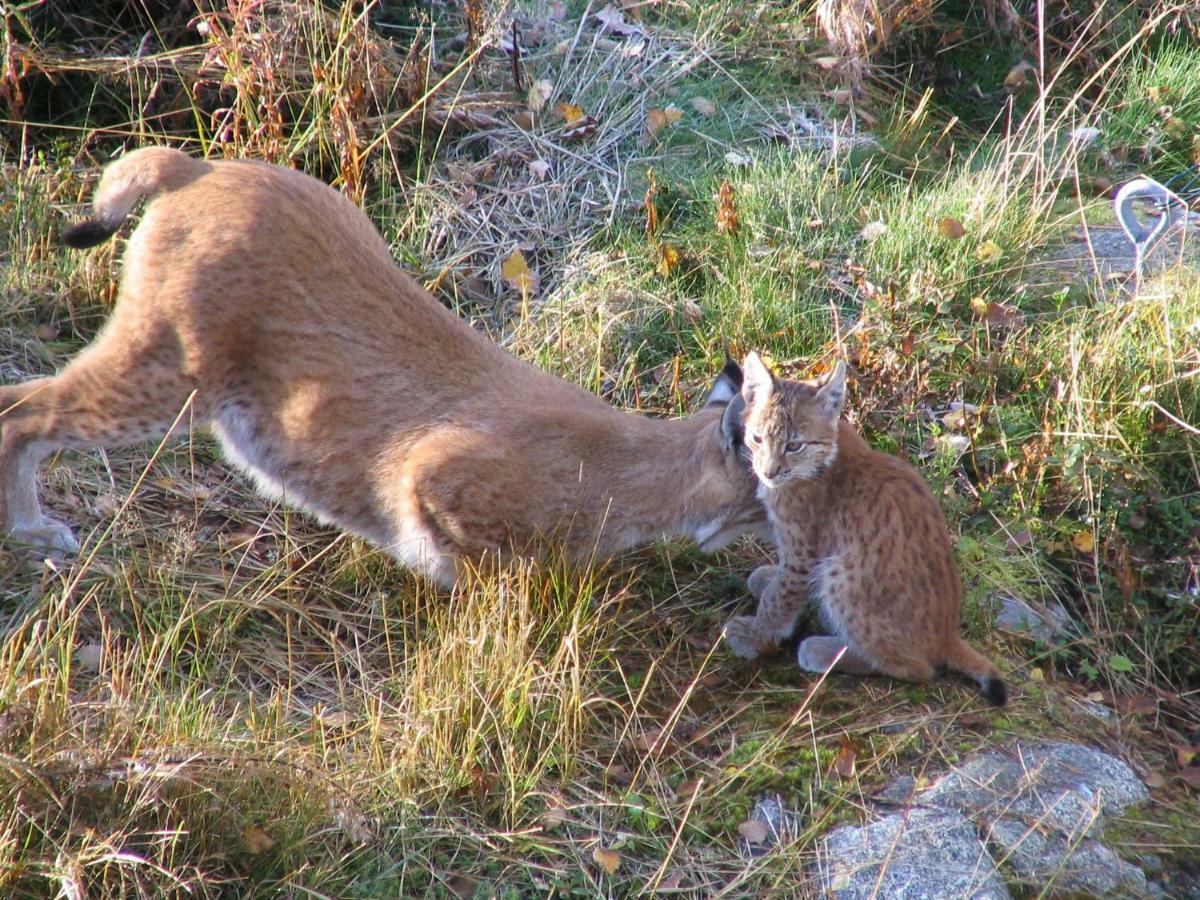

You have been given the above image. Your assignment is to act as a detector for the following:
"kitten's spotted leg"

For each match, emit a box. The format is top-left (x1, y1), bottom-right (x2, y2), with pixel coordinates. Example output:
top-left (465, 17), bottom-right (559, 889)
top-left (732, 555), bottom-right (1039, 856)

top-left (747, 564), bottom-right (778, 600)
top-left (724, 567), bottom-right (810, 659)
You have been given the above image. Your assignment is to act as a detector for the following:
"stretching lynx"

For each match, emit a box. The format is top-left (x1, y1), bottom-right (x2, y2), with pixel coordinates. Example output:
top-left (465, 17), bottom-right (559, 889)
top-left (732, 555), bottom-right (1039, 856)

top-left (724, 354), bottom-right (1007, 705)
top-left (0, 147), bottom-right (767, 583)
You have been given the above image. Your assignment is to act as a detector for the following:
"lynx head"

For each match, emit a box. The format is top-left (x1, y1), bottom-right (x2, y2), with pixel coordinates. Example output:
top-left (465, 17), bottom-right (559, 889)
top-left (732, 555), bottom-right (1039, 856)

top-left (739, 353), bottom-right (846, 488)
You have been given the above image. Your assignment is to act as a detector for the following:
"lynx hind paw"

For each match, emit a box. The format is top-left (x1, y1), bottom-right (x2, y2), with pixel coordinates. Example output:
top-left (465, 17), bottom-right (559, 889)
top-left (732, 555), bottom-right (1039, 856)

top-left (796, 636), bottom-right (846, 673)
top-left (724, 616), bottom-right (768, 659)
top-left (8, 518), bottom-right (80, 558)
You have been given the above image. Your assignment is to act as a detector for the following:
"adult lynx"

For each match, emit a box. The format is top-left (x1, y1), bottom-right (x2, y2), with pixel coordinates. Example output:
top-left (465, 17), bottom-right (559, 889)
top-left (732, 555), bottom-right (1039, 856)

top-left (724, 354), bottom-right (1007, 705)
top-left (0, 148), bottom-right (766, 584)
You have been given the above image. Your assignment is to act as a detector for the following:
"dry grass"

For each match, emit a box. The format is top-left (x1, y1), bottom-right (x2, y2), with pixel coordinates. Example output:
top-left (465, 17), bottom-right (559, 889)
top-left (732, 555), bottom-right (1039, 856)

top-left (2, 0), bottom-right (1199, 895)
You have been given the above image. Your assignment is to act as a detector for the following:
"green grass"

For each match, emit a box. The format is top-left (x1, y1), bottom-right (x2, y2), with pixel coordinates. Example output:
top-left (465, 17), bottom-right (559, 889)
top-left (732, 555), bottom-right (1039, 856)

top-left (2, 0), bottom-right (1199, 895)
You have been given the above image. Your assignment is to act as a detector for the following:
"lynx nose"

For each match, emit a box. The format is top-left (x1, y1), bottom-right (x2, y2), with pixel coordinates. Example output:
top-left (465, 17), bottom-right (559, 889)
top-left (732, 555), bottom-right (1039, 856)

top-left (762, 463), bottom-right (782, 481)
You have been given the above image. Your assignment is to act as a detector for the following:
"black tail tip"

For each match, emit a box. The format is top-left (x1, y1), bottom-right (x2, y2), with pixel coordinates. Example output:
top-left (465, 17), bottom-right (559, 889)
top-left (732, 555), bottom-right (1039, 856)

top-left (60, 219), bottom-right (119, 249)
top-left (982, 677), bottom-right (1008, 707)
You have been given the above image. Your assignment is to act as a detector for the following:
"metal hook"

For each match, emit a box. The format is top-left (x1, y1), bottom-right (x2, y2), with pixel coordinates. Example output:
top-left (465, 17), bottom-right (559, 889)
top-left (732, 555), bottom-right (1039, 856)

top-left (1114, 176), bottom-right (1190, 292)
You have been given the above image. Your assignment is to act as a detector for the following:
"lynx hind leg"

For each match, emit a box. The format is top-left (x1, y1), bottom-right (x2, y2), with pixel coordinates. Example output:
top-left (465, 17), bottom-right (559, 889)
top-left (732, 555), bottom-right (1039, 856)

top-left (1, 349), bottom-right (203, 556)
top-left (796, 636), bottom-right (878, 675)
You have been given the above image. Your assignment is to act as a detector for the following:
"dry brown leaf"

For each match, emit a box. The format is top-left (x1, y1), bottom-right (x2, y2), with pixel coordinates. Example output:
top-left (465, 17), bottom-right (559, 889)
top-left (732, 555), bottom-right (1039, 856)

top-left (540, 806), bottom-right (568, 830)
top-left (642, 106), bottom-right (683, 145)
top-left (555, 102), bottom-right (585, 124)
top-left (512, 110), bottom-right (535, 130)
top-left (656, 244), bottom-right (680, 278)
top-left (976, 240), bottom-right (1004, 263)
top-left (715, 179), bottom-right (739, 235)
top-left (1004, 60), bottom-right (1035, 89)
top-left (682, 298), bottom-right (703, 324)
top-left (34, 323), bottom-right (58, 342)
top-left (644, 168), bottom-right (659, 236)
top-left (1142, 770), bottom-right (1167, 789)
top-left (674, 778), bottom-right (702, 798)
top-left (1071, 530), bottom-right (1095, 554)
top-left (737, 818), bottom-right (770, 844)
top-left (527, 79), bottom-right (553, 113)
top-left (813, 55), bottom-right (842, 70)
top-left (691, 96), bottom-right (717, 116)
top-left (562, 114), bottom-right (599, 141)
top-left (1176, 743), bottom-right (1198, 768)
top-left (447, 875), bottom-right (480, 899)
top-left (75, 644), bottom-right (103, 672)
top-left (592, 846), bottom-right (621, 875)
top-left (528, 159), bottom-right (551, 181)
top-left (594, 4), bottom-right (641, 36)
top-left (938, 216), bottom-right (966, 239)
top-left (243, 825), bottom-right (275, 854)
top-left (501, 248), bottom-right (538, 297)
top-left (1181, 766), bottom-right (1200, 790)
top-left (832, 736), bottom-right (857, 779)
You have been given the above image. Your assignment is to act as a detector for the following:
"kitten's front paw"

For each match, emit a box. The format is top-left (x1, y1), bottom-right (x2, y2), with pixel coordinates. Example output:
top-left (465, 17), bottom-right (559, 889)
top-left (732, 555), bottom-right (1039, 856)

top-left (8, 517), bottom-right (80, 558)
top-left (724, 616), bottom-right (768, 659)
top-left (747, 564), bottom-right (779, 601)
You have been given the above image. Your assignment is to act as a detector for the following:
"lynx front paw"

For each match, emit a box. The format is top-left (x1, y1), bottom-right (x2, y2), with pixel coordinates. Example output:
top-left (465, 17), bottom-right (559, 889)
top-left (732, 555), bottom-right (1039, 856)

top-left (723, 615), bottom-right (771, 660)
top-left (8, 517), bottom-right (80, 558)
top-left (747, 564), bottom-right (779, 601)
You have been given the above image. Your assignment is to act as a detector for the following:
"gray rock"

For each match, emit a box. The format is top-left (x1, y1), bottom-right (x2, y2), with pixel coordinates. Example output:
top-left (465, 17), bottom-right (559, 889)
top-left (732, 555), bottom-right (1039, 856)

top-left (817, 806), bottom-right (1010, 900)
top-left (741, 795), bottom-right (799, 856)
top-left (994, 595), bottom-right (1073, 644)
top-left (987, 817), bottom-right (1148, 896)
top-left (874, 774), bottom-right (918, 806)
top-left (917, 742), bottom-right (1148, 838)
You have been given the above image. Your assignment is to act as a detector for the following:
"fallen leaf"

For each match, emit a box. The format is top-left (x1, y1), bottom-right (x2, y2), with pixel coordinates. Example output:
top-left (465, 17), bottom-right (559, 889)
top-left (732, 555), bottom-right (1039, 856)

top-left (555, 102), bottom-right (584, 124)
top-left (976, 240), bottom-right (1003, 263)
top-left (243, 825), bottom-right (275, 854)
top-left (512, 110), bottom-right (535, 130)
top-left (501, 248), bottom-right (538, 297)
top-left (938, 217), bottom-right (966, 239)
top-left (656, 244), bottom-right (680, 278)
top-left (832, 736), bottom-right (857, 779)
top-left (984, 301), bottom-right (1023, 330)
top-left (737, 818), bottom-right (770, 844)
top-left (644, 168), bottom-right (659, 236)
top-left (447, 875), bottom-right (480, 899)
top-left (1109, 693), bottom-right (1157, 716)
top-left (562, 114), bottom-right (599, 141)
top-left (1176, 743), bottom-right (1198, 768)
top-left (675, 778), bottom-right (702, 798)
top-left (540, 806), bottom-right (568, 830)
top-left (1142, 770), bottom-right (1166, 789)
top-left (860, 221), bottom-right (887, 241)
top-left (724, 150), bottom-right (752, 167)
top-left (969, 296), bottom-right (989, 317)
top-left (827, 88), bottom-right (852, 104)
top-left (715, 179), bottom-right (739, 235)
top-left (682, 298), bottom-right (703, 324)
top-left (592, 846), bottom-right (621, 875)
top-left (527, 79), bottom-right (553, 113)
top-left (1004, 60), bottom-right (1035, 89)
top-left (691, 96), bottom-right (717, 116)
top-left (1071, 530), bottom-right (1095, 554)
top-left (528, 159), bottom-right (551, 181)
top-left (641, 106), bottom-right (684, 145)
top-left (813, 55), bottom-right (842, 70)
top-left (75, 644), bottom-right (103, 672)
top-left (1006, 530), bottom-right (1033, 552)
top-left (594, 4), bottom-right (641, 36)
top-left (1181, 766), bottom-right (1200, 790)
top-left (34, 323), bottom-right (59, 342)
top-left (605, 762), bottom-right (632, 784)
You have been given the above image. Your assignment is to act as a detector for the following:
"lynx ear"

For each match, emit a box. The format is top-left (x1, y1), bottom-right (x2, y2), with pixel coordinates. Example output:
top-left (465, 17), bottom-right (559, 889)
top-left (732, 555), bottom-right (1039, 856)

top-left (815, 361), bottom-right (847, 419)
top-left (702, 358), bottom-right (743, 409)
top-left (741, 352), bottom-right (774, 406)
top-left (719, 393), bottom-right (746, 451)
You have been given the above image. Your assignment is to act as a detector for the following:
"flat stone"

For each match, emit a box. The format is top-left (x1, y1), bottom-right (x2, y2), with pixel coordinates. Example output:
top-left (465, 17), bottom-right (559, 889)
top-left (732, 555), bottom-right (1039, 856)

top-left (987, 817), bottom-right (1148, 896)
top-left (917, 742), bottom-right (1148, 838)
top-left (817, 806), bottom-right (1010, 900)
top-left (994, 594), bottom-right (1072, 644)
top-left (874, 774), bottom-right (918, 806)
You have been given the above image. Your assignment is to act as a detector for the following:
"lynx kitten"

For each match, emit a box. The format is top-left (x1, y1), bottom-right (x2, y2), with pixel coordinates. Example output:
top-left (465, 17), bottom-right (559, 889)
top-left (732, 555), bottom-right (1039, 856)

top-left (724, 354), bottom-right (1007, 705)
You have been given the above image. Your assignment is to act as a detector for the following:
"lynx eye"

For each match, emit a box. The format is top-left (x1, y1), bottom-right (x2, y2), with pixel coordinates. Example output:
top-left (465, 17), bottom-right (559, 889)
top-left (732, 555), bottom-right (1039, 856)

top-left (784, 440), bottom-right (806, 454)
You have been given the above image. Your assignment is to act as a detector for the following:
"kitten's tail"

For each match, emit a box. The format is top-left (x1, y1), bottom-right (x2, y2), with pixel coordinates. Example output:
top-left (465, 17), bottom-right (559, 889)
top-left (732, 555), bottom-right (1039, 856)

top-left (61, 147), bottom-right (207, 248)
top-left (944, 637), bottom-right (1008, 706)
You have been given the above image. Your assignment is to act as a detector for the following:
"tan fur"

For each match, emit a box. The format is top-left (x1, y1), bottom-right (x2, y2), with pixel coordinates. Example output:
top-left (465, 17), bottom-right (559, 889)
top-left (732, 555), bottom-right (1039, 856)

top-left (724, 354), bottom-right (1007, 705)
top-left (0, 147), bottom-right (767, 584)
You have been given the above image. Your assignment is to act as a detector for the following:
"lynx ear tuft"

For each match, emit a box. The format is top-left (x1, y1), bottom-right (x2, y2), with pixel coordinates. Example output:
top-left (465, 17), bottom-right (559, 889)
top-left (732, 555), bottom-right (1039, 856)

top-left (815, 360), bottom-right (847, 419)
top-left (741, 352), bottom-right (774, 405)
top-left (703, 358), bottom-right (743, 409)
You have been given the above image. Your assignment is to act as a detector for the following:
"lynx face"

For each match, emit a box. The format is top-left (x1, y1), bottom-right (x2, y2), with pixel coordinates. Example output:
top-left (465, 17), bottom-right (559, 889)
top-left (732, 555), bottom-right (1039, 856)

top-left (740, 353), bottom-right (845, 488)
